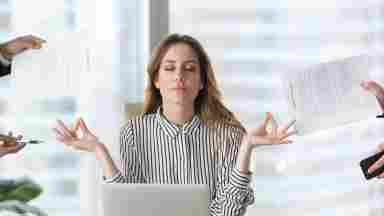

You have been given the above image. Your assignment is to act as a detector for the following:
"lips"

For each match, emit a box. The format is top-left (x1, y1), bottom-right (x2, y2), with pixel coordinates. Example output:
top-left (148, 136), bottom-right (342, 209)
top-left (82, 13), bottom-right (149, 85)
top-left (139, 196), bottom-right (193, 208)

top-left (172, 87), bottom-right (186, 91)
top-left (172, 84), bottom-right (186, 90)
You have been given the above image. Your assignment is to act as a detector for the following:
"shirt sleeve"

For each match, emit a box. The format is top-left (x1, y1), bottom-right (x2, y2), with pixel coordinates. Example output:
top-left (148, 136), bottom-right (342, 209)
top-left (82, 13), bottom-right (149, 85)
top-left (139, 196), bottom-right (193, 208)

top-left (104, 120), bottom-right (146, 183)
top-left (0, 53), bottom-right (10, 66)
top-left (209, 128), bottom-right (255, 216)
top-left (0, 53), bottom-right (11, 78)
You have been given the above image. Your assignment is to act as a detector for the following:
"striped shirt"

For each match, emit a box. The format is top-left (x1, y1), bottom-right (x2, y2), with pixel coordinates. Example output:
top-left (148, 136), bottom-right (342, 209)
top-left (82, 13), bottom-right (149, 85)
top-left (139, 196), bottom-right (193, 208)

top-left (105, 108), bottom-right (255, 216)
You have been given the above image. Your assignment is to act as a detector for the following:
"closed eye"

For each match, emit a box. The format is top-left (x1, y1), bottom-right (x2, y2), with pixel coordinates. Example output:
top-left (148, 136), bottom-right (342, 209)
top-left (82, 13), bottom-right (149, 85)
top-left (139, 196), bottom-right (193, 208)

top-left (164, 66), bottom-right (175, 71)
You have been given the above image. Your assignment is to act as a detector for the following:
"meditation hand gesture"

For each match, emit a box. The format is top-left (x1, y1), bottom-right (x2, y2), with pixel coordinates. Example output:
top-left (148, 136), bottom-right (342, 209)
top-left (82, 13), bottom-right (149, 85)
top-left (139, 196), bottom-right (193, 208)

top-left (52, 118), bottom-right (101, 152)
top-left (242, 112), bottom-right (296, 149)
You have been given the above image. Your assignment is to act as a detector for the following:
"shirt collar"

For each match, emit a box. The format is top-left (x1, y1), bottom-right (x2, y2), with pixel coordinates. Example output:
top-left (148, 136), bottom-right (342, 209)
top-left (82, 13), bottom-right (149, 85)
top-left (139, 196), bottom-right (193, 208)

top-left (156, 107), bottom-right (201, 138)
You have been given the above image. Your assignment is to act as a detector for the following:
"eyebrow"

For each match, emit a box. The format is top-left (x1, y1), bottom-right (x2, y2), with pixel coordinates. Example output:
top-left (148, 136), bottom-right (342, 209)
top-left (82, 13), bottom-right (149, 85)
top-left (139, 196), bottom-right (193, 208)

top-left (163, 59), bottom-right (199, 64)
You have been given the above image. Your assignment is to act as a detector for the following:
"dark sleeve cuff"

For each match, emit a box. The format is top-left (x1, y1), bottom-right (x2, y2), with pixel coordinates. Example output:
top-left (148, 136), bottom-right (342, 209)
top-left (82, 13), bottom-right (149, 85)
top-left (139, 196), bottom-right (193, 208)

top-left (0, 64), bottom-right (11, 77)
top-left (103, 172), bottom-right (123, 183)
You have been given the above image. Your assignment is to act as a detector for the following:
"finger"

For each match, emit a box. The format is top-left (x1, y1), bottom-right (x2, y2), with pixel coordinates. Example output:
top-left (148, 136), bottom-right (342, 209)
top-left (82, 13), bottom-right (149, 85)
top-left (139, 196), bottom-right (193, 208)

top-left (11, 39), bottom-right (39, 51)
top-left (21, 35), bottom-right (46, 48)
top-left (378, 143), bottom-right (384, 152)
top-left (56, 119), bottom-right (75, 137)
top-left (0, 137), bottom-right (10, 147)
top-left (378, 172), bottom-right (384, 178)
top-left (80, 118), bottom-right (90, 133)
top-left (52, 128), bottom-right (69, 144)
top-left (54, 134), bottom-right (68, 145)
top-left (281, 119), bottom-right (296, 133)
top-left (22, 35), bottom-right (46, 43)
top-left (21, 41), bottom-right (36, 48)
top-left (269, 113), bottom-right (278, 136)
top-left (55, 135), bottom-right (65, 143)
top-left (6, 143), bottom-right (26, 153)
top-left (263, 112), bottom-right (271, 126)
top-left (52, 127), bottom-right (64, 137)
top-left (279, 139), bottom-right (292, 144)
top-left (279, 130), bottom-right (297, 140)
top-left (368, 155), bottom-right (384, 173)
top-left (16, 135), bottom-right (23, 140)
top-left (14, 143), bottom-right (26, 151)
top-left (73, 118), bottom-right (81, 134)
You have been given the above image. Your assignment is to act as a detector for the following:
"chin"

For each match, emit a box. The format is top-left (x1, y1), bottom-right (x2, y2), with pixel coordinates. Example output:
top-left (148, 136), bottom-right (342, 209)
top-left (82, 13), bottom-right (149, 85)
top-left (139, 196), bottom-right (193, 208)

top-left (169, 98), bottom-right (194, 106)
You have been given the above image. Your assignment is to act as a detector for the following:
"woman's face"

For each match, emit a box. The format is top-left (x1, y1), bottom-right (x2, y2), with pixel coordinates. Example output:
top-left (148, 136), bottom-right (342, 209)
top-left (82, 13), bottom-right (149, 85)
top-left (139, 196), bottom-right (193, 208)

top-left (155, 43), bottom-right (203, 107)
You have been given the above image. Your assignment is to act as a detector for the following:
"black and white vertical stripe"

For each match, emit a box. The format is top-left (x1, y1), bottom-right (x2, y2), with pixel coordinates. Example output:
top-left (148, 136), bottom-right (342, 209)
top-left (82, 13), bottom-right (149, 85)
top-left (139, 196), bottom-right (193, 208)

top-left (106, 108), bottom-right (255, 216)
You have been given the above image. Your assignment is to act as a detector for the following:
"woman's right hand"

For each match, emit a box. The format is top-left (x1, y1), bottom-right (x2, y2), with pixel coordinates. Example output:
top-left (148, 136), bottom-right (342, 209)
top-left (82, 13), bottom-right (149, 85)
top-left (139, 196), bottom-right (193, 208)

top-left (52, 118), bottom-right (102, 152)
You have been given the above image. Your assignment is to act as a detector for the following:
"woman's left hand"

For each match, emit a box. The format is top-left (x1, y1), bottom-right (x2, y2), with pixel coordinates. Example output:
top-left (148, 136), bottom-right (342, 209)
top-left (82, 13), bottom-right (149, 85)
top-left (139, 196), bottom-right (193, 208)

top-left (242, 112), bottom-right (296, 150)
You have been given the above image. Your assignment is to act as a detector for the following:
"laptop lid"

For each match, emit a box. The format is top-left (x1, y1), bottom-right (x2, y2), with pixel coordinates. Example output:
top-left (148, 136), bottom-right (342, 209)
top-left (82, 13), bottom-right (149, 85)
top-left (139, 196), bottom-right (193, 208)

top-left (102, 183), bottom-right (209, 216)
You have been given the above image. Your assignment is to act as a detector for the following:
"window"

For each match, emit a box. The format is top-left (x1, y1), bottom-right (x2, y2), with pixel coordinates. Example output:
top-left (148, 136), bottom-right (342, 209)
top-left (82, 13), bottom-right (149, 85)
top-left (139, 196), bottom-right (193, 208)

top-left (170, 1), bottom-right (384, 215)
top-left (0, 1), bottom-right (148, 216)
top-left (0, 1), bottom-right (80, 215)
top-left (0, 0), bottom-right (10, 38)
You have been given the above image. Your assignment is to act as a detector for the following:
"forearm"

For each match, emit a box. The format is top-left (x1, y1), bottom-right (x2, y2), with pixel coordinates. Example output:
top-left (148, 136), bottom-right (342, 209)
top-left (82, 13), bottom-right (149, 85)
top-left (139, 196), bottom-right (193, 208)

top-left (236, 139), bottom-right (253, 174)
top-left (94, 143), bottom-right (119, 179)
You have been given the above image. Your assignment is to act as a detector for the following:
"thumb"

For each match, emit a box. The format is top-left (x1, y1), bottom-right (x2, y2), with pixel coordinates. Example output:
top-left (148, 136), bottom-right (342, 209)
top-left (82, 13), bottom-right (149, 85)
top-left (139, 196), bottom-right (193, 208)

top-left (73, 118), bottom-right (81, 132)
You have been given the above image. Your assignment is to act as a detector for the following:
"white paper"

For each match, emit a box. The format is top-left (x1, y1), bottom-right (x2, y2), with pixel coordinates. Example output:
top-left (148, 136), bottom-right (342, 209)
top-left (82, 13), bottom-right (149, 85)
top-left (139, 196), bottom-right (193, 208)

top-left (283, 55), bottom-right (379, 135)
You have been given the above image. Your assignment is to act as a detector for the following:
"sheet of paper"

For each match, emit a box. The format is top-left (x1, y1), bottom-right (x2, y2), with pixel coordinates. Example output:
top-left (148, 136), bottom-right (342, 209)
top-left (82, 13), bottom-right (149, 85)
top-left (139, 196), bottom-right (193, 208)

top-left (283, 54), bottom-right (379, 135)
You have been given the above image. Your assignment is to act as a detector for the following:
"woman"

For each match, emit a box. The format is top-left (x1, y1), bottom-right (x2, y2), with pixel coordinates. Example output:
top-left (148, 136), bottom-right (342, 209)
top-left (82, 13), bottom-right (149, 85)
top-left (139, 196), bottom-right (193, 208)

top-left (52, 34), bottom-right (296, 216)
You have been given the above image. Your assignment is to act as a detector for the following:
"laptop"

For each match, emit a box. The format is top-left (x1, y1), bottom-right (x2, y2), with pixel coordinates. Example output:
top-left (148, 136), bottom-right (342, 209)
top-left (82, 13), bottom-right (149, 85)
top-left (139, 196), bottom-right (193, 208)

top-left (101, 183), bottom-right (209, 216)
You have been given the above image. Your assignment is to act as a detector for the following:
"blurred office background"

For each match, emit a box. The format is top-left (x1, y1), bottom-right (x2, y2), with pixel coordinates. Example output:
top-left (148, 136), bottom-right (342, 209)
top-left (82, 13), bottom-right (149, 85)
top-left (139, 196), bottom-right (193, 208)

top-left (0, 0), bottom-right (383, 215)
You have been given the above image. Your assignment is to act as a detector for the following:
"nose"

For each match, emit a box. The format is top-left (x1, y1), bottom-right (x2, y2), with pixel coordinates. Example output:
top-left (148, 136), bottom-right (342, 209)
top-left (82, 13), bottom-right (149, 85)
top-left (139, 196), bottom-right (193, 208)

top-left (175, 68), bottom-right (184, 81)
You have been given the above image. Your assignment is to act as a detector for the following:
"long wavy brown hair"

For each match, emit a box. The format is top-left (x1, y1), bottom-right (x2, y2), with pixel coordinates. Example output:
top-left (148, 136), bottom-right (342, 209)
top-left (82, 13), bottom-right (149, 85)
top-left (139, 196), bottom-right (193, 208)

top-left (143, 33), bottom-right (245, 132)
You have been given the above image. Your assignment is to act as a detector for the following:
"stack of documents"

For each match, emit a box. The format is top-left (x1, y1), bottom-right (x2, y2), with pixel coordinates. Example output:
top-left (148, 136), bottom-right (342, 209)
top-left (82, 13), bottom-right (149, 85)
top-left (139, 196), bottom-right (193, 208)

top-left (283, 55), bottom-right (379, 135)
